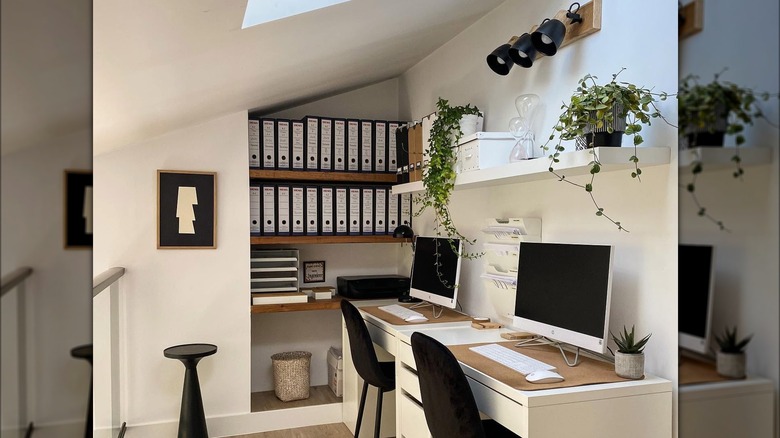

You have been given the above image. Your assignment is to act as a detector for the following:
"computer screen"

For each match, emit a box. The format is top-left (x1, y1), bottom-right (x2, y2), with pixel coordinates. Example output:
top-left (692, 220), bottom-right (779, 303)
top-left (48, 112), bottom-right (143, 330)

top-left (512, 242), bottom-right (614, 354)
top-left (409, 236), bottom-right (462, 309)
top-left (678, 244), bottom-right (715, 355)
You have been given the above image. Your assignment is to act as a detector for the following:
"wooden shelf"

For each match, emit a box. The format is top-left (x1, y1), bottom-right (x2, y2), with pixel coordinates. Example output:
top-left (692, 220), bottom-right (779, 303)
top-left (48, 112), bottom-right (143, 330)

top-left (249, 169), bottom-right (397, 184)
top-left (251, 235), bottom-right (409, 245)
top-left (251, 385), bottom-right (341, 412)
top-left (251, 296), bottom-right (343, 313)
top-left (391, 147), bottom-right (671, 195)
top-left (679, 147), bottom-right (772, 169)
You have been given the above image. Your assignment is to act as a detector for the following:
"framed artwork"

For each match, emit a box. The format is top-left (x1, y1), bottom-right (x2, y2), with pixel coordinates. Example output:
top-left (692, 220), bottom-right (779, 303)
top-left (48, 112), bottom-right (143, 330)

top-left (303, 261), bottom-right (326, 283)
top-left (64, 170), bottom-right (93, 249)
top-left (157, 170), bottom-right (216, 249)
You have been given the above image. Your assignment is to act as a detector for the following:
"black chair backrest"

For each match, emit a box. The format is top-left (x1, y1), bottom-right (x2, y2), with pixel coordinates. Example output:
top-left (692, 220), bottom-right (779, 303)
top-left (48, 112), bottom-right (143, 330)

top-left (410, 332), bottom-right (485, 438)
top-left (340, 300), bottom-right (394, 390)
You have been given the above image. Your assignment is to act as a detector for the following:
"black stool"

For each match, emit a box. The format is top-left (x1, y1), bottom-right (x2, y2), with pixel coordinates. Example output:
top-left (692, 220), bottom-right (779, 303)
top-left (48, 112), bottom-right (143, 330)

top-left (71, 344), bottom-right (93, 438)
top-left (163, 343), bottom-right (217, 438)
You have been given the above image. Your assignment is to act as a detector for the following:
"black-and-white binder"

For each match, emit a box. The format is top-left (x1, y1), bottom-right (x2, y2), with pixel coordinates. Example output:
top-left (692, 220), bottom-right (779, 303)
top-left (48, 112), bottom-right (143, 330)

top-left (347, 119), bottom-right (360, 172)
top-left (291, 185), bottom-right (305, 235)
top-left (374, 186), bottom-right (387, 234)
top-left (250, 185), bottom-right (261, 234)
top-left (374, 121), bottom-right (387, 173)
top-left (360, 120), bottom-right (373, 172)
top-left (335, 186), bottom-right (348, 235)
top-left (361, 187), bottom-right (374, 235)
top-left (261, 118), bottom-right (276, 169)
top-left (277, 185), bottom-right (291, 235)
top-left (400, 192), bottom-right (412, 228)
top-left (291, 120), bottom-right (305, 170)
top-left (387, 192), bottom-right (399, 232)
top-left (320, 118), bottom-right (333, 171)
top-left (388, 121), bottom-right (400, 174)
top-left (304, 116), bottom-right (319, 171)
top-left (249, 118), bottom-right (260, 168)
top-left (262, 185), bottom-right (276, 235)
top-left (276, 119), bottom-right (291, 169)
top-left (333, 119), bottom-right (346, 171)
top-left (348, 187), bottom-right (361, 235)
top-left (321, 185), bottom-right (335, 235)
top-left (305, 186), bottom-right (319, 235)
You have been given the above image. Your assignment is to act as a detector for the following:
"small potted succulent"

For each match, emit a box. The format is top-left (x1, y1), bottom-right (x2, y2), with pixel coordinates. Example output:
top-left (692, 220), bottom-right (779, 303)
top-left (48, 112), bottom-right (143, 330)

top-left (608, 325), bottom-right (651, 379)
top-left (542, 68), bottom-right (673, 231)
top-left (714, 326), bottom-right (752, 379)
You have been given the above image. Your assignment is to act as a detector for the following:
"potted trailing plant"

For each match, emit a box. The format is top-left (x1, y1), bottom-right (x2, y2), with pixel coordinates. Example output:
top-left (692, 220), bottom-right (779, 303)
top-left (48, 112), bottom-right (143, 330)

top-left (714, 326), bottom-right (752, 378)
top-left (608, 325), bottom-right (651, 379)
top-left (416, 98), bottom-right (482, 265)
top-left (541, 68), bottom-right (673, 231)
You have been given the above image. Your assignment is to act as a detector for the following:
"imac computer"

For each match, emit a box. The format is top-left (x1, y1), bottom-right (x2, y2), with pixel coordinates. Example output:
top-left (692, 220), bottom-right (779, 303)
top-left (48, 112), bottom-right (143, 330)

top-left (512, 242), bottom-right (614, 363)
top-left (678, 244), bottom-right (715, 355)
top-left (409, 236), bottom-right (462, 311)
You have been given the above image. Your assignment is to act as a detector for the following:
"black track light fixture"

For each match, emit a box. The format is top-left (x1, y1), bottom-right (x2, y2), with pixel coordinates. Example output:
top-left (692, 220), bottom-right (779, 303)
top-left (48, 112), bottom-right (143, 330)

top-left (508, 33), bottom-right (538, 68)
top-left (532, 3), bottom-right (582, 56)
top-left (486, 36), bottom-right (518, 76)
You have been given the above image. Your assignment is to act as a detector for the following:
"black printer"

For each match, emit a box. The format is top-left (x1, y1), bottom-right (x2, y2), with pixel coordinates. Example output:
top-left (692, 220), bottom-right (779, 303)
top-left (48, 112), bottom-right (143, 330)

top-left (337, 275), bottom-right (410, 299)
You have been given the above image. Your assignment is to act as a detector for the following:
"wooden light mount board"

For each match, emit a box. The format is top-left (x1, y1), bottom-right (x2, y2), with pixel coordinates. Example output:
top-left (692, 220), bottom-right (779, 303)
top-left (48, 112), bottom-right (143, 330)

top-left (679, 0), bottom-right (703, 39)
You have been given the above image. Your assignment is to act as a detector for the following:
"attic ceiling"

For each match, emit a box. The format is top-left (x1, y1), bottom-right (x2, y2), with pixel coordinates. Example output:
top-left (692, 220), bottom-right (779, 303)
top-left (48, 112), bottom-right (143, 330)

top-left (93, 0), bottom-right (505, 155)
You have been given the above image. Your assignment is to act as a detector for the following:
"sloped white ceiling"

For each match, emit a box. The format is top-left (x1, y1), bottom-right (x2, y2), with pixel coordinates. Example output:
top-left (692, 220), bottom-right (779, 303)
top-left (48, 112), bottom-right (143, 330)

top-left (93, 0), bottom-right (504, 155)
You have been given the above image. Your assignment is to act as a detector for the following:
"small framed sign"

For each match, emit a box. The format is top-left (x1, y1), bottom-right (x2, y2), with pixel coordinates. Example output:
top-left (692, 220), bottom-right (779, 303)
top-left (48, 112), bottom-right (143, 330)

top-left (157, 170), bottom-right (216, 249)
top-left (64, 170), bottom-right (93, 249)
top-left (303, 261), bottom-right (326, 283)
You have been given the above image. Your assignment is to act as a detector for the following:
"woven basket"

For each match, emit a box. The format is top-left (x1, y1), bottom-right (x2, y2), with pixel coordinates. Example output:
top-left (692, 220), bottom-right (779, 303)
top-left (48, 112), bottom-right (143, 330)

top-left (271, 351), bottom-right (312, 402)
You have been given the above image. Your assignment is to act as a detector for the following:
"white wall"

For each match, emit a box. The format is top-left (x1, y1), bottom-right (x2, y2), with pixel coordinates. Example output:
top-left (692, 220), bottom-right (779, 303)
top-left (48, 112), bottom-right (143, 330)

top-left (398, 0), bottom-right (679, 386)
top-left (93, 112), bottom-right (252, 425)
top-left (678, 0), bottom-right (779, 432)
top-left (1, 133), bottom-right (92, 432)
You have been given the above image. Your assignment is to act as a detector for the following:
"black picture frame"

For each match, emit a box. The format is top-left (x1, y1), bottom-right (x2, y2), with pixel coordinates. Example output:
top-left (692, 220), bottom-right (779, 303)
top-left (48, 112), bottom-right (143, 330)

top-left (303, 261), bottom-right (326, 283)
top-left (64, 170), bottom-right (93, 249)
top-left (157, 170), bottom-right (217, 249)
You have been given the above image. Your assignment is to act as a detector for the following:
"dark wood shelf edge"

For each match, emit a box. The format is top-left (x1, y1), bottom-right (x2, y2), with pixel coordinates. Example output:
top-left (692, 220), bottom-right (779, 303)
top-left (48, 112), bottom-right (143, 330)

top-left (251, 235), bottom-right (410, 245)
top-left (251, 296), bottom-right (343, 314)
top-left (249, 169), bottom-right (398, 184)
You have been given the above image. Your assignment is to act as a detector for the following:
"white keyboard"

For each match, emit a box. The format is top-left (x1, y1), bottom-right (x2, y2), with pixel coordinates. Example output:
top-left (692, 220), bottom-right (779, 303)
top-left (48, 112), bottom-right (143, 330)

top-left (470, 343), bottom-right (556, 375)
top-left (378, 304), bottom-right (428, 322)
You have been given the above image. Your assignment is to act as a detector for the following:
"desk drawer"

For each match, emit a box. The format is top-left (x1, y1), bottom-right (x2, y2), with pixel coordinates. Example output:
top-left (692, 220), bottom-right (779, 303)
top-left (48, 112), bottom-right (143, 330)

top-left (399, 393), bottom-right (431, 438)
top-left (469, 376), bottom-right (528, 436)
top-left (397, 340), bottom-right (416, 370)
top-left (365, 321), bottom-right (396, 356)
top-left (398, 364), bottom-right (421, 403)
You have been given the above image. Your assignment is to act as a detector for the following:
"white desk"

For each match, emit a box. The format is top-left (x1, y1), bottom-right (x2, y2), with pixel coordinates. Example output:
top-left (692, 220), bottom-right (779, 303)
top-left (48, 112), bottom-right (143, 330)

top-left (342, 300), bottom-right (673, 438)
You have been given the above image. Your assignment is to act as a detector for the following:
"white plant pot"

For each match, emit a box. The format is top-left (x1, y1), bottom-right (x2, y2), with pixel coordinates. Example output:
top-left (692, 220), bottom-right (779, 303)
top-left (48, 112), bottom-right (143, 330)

top-left (614, 352), bottom-right (644, 379)
top-left (716, 351), bottom-right (746, 378)
top-left (459, 114), bottom-right (483, 137)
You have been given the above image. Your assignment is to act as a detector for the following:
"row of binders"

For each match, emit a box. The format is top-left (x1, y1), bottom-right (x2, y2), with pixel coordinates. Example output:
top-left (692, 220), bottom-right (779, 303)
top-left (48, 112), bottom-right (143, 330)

top-left (250, 184), bottom-right (413, 236)
top-left (249, 116), bottom-right (408, 173)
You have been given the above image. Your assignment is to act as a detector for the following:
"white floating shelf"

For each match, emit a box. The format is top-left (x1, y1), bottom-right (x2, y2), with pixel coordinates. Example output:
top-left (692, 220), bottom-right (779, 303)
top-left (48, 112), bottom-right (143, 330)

top-left (391, 147), bottom-right (671, 195)
top-left (679, 147), bottom-right (772, 169)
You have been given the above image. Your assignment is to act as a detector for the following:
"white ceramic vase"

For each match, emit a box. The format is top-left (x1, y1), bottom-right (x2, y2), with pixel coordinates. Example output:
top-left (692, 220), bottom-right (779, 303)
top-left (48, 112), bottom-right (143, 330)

top-left (716, 351), bottom-right (746, 378)
top-left (614, 352), bottom-right (644, 379)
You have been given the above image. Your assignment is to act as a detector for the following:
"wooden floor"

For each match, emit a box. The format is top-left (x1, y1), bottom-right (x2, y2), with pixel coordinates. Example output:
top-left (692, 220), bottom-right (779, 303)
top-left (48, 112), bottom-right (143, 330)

top-left (251, 385), bottom-right (342, 412)
top-left (227, 423), bottom-right (353, 438)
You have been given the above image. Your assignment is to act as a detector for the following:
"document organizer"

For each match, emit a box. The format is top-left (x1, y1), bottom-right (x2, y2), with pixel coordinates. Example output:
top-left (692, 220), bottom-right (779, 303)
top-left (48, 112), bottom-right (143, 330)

top-left (481, 217), bottom-right (541, 241)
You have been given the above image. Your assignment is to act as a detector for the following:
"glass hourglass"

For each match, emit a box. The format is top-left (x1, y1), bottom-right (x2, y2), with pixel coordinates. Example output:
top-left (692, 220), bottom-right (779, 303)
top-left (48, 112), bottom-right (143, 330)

top-left (509, 94), bottom-right (540, 162)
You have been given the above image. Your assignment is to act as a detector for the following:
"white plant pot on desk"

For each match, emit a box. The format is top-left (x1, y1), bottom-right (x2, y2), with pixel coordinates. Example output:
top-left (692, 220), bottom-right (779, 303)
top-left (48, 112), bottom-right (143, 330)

top-left (615, 352), bottom-right (645, 379)
top-left (716, 351), bottom-right (746, 378)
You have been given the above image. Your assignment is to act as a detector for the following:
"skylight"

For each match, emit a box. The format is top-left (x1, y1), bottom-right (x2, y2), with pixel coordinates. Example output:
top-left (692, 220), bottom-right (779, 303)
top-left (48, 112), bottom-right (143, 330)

top-left (242, 0), bottom-right (350, 29)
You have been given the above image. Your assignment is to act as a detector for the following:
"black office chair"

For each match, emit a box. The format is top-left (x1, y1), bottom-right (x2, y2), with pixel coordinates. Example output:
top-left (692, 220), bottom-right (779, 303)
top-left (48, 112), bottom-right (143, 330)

top-left (410, 332), bottom-right (519, 438)
top-left (340, 300), bottom-right (395, 438)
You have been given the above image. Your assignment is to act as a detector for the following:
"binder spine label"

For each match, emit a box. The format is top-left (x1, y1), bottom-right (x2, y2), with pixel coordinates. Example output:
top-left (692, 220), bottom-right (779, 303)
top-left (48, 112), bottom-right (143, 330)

top-left (374, 187), bottom-right (387, 234)
top-left (277, 121), bottom-right (291, 169)
top-left (361, 187), bottom-right (374, 235)
top-left (387, 192), bottom-right (399, 231)
top-left (291, 186), bottom-right (305, 235)
top-left (321, 186), bottom-right (334, 235)
top-left (262, 119), bottom-right (275, 168)
top-left (388, 122), bottom-right (399, 173)
top-left (262, 185), bottom-right (276, 235)
top-left (347, 120), bottom-right (359, 172)
top-left (336, 187), bottom-right (348, 235)
top-left (320, 119), bottom-right (332, 171)
top-left (305, 117), bottom-right (319, 170)
top-left (249, 119), bottom-right (260, 168)
top-left (375, 122), bottom-right (386, 172)
top-left (401, 192), bottom-right (412, 227)
top-left (250, 185), bottom-right (261, 234)
top-left (305, 186), bottom-right (319, 235)
top-left (291, 121), bottom-right (305, 169)
top-left (360, 121), bottom-right (373, 172)
top-left (277, 186), bottom-right (291, 235)
top-left (334, 120), bottom-right (346, 171)
top-left (348, 188), bottom-right (361, 234)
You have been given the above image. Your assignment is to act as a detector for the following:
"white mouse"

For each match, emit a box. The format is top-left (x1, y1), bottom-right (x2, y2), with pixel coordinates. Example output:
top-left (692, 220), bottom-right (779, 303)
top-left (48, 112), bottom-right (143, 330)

top-left (525, 370), bottom-right (565, 383)
top-left (405, 315), bottom-right (428, 323)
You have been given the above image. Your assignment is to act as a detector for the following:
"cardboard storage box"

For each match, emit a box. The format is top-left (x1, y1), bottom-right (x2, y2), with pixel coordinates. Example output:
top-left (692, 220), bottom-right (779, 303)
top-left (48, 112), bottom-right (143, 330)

top-left (456, 132), bottom-right (516, 172)
top-left (327, 346), bottom-right (343, 397)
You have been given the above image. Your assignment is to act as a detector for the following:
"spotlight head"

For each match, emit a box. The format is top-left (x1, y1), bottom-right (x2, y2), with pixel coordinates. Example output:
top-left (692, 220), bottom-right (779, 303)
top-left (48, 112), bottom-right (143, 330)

top-left (392, 224), bottom-right (415, 239)
top-left (532, 18), bottom-right (566, 56)
top-left (486, 37), bottom-right (518, 76)
top-left (508, 33), bottom-right (537, 68)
